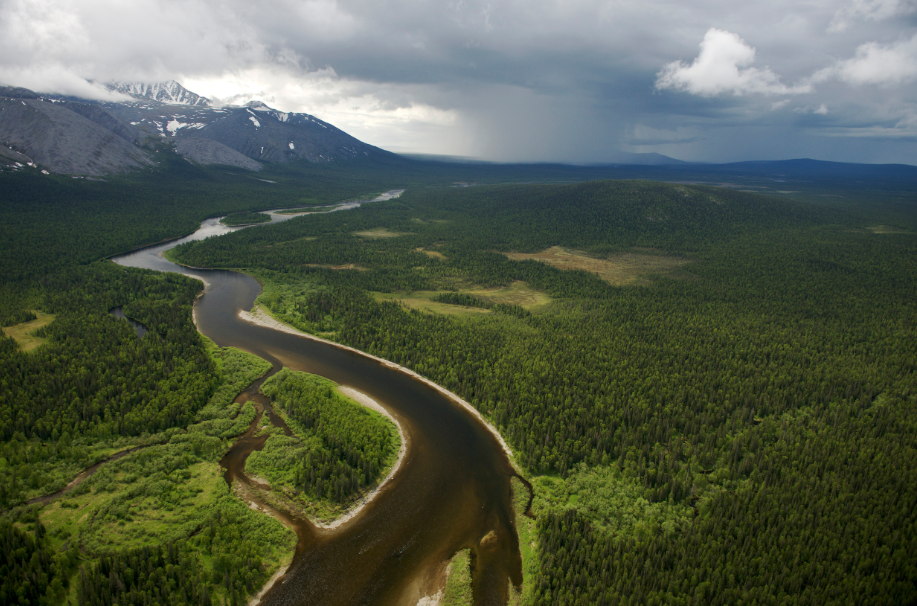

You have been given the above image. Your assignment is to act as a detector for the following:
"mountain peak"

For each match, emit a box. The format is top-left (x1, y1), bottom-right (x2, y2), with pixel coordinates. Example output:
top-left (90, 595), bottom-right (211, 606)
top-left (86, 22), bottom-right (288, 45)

top-left (106, 80), bottom-right (210, 106)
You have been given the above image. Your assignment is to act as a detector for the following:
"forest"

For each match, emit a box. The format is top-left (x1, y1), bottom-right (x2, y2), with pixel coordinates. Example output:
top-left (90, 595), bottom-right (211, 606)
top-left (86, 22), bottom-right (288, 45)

top-left (171, 180), bottom-right (917, 604)
top-left (1, 157), bottom-right (916, 604)
top-left (245, 369), bottom-right (400, 520)
top-left (221, 212), bottom-right (272, 226)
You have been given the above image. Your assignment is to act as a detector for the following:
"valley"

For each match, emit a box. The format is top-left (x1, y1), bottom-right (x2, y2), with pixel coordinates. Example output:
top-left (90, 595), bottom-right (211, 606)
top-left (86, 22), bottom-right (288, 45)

top-left (1, 80), bottom-right (916, 605)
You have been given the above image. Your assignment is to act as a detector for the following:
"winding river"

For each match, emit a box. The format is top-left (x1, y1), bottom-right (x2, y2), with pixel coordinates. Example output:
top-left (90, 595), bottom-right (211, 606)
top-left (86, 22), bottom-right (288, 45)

top-left (112, 193), bottom-right (523, 606)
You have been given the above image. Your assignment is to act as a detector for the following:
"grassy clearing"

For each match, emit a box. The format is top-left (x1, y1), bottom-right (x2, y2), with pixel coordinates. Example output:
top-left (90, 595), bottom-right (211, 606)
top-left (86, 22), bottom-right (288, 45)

top-left (371, 281), bottom-right (551, 317)
top-left (866, 225), bottom-right (910, 234)
top-left (442, 549), bottom-right (473, 606)
top-left (372, 291), bottom-right (493, 317)
top-left (509, 477), bottom-right (536, 606)
top-left (303, 263), bottom-right (366, 271)
top-left (353, 227), bottom-right (413, 238)
top-left (461, 281), bottom-right (552, 311)
top-left (2, 310), bottom-right (55, 352)
top-left (414, 247), bottom-right (446, 259)
top-left (504, 246), bottom-right (691, 286)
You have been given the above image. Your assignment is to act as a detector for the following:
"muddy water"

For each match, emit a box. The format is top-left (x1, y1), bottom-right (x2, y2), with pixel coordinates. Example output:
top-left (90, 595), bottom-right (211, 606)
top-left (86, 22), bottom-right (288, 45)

top-left (112, 194), bottom-right (522, 606)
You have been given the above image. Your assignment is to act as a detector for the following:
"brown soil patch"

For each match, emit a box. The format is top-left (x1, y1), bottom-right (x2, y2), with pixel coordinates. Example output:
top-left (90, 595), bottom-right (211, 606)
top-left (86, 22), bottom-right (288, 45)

top-left (503, 246), bottom-right (690, 286)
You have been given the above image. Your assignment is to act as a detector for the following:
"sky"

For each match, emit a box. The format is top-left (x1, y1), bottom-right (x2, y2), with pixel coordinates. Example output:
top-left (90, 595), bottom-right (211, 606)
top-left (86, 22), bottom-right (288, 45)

top-left (1, 0), bottom-right (916, 164)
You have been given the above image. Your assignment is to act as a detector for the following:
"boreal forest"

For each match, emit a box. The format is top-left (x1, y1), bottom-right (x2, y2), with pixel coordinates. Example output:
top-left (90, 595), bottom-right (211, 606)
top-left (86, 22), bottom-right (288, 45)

top-left (1, 154), bottom-right (916, 605)
top-left (171, 180), bottom-right (917, 605)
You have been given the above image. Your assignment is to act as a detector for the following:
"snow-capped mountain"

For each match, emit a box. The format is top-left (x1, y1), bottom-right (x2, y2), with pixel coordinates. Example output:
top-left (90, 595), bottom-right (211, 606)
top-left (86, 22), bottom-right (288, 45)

top-left (0, 81), bottom-right (393, 175)
top-left (106, 80), bottom-right (210, 106)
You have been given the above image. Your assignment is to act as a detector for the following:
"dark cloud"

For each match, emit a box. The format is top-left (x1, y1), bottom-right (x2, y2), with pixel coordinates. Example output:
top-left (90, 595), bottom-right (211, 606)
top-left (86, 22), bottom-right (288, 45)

top-left (0, 0), bottom-right (915, 163)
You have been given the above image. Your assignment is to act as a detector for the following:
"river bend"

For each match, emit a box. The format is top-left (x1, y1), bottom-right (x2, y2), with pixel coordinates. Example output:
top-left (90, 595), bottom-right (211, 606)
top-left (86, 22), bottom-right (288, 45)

top-left (112, 193), bottom-right (523, 606)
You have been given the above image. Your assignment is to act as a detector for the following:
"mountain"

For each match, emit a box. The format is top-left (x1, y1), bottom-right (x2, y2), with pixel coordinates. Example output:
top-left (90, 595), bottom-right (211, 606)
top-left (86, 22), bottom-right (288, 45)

top-left (100, 96), bottom-right (393, 164)
top-left (0, 86), bottom-right (154, 176)
top-left (0, 81), bottom-right (393, 175)
top-left (189, 101), bottom-right (385, 163)
top-left (105, 80), bottom-right (210, 106)
top-left (174, 137), bottom-right (262, 171)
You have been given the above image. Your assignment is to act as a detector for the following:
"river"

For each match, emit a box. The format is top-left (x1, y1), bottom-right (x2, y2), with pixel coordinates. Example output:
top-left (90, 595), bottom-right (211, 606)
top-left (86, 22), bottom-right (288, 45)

top-left (112, 192), bottom-right (523, 606)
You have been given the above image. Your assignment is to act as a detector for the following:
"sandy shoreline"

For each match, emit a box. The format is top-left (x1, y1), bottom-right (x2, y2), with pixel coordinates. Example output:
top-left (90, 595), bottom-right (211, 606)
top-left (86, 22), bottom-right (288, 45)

top-left (238, 306), bottom-right (516, 463)
top-left (247, 565), bottom-right (289, 606)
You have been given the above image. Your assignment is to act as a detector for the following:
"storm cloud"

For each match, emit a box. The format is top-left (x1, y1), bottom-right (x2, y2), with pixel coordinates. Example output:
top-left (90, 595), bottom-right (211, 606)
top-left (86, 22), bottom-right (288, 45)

top-left (1, 0), bottom-right (915, 163)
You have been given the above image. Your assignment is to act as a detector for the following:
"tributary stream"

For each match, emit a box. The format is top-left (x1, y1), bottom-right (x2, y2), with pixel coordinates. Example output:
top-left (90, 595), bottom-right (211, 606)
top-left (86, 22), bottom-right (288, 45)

top-left (112, 193), bottom-right (523, 606)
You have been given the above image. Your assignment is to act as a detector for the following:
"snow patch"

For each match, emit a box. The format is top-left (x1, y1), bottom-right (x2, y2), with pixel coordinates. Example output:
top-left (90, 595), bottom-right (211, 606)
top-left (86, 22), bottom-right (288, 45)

top-left (249, 116), bottom-right (261, 128)
top-left (288, 142), bottom-right (295, 150)
top-left (166, 119), bottom-right (188, 133)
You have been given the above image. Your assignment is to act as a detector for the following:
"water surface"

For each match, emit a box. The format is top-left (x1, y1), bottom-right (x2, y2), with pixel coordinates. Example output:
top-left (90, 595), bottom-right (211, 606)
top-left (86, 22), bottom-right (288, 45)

top-left (112, 191), bottom-right (522, 606)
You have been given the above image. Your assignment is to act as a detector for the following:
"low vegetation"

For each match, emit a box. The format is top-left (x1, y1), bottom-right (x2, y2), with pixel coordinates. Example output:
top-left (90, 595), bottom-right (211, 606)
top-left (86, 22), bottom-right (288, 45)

top-left (1, 310), bottom-right (55, 352)
top-left (353, 227), bottom-right (413, 238)
top-left (503, 246), bottom-right (691, 286)
top-left (442, 549), bottom-right (473, 606)
top-left (0, 262), bottom-right (290, 605)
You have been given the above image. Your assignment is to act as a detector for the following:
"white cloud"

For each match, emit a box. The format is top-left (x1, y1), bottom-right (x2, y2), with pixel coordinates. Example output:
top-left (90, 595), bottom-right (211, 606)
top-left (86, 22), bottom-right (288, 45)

top-left (813, 33), bottom-right (917, 85)
top-left (655, 29), bottom-right (813, 97)
top-left (184, 66), bottom-right (461, 154)
top-left (828, 0), bottom-right (916, 33)
top-left (771, 99), bottom-right (791, 110)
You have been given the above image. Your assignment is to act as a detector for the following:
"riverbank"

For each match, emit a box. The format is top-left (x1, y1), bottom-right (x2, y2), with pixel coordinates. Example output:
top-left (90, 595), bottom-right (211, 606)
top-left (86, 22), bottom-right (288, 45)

top-left (238, 305), bottom-right (517, 466)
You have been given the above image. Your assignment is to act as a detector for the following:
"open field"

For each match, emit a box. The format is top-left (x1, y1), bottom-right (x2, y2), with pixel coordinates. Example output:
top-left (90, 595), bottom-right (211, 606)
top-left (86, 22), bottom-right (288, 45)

top-left (354, 227), bottom-right (413, 238)
top-left (373, 291), bottom-right (494, 317)
top-left (461, 281), bottom-right (553, 311)
top-left (371, 281), bottom-right (551, 317)
top-left (2, 311), bottom-right (55, 352)
top-left (414, 247), bottom-right (446, 259)
top-left (504, 246), bottom-right (691, 286)
top-left (866, 225), bottom-right (911, 234)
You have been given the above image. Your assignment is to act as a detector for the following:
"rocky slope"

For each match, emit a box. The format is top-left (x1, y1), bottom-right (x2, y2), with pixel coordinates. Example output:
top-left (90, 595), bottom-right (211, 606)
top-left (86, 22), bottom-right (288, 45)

top-left (0, 89), bottom-right (154, 176)
top-left (0, 81), bottom-right (393, 175)
top-left (105, 80), bottom-right (210, 106)
top-left (174, 137), bottom-right (262, 171)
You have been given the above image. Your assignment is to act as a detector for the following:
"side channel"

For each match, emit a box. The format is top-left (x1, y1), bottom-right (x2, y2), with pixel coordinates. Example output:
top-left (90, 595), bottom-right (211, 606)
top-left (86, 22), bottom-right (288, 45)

top-left (112, 201), bottom-right (523, 606)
